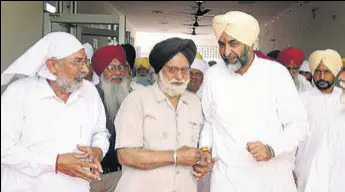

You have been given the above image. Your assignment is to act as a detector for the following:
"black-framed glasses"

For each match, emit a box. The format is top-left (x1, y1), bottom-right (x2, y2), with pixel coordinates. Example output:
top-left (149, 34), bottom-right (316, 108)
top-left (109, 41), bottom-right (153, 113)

top-left (106, 64), bottom-right (128, 72)
top-left (165, 65), bottom-right (190, 75)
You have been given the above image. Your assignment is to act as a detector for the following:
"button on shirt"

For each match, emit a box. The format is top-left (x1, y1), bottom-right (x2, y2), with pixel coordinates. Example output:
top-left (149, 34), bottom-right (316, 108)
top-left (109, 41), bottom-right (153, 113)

top-left (1, 77), bottom-right (110, 192)
top-left (115, 82), bottom-right (203, 192)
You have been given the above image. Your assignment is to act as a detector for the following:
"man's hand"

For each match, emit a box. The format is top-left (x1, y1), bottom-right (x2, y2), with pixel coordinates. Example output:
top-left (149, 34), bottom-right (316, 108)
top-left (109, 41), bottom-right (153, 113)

top-left (57, 152), bottom-right (100, 182)
top-left (76, 145), bottom-right (103, 178)
top-left (176, 146), bottom-right (201, 166)
top-left (247, 141), bottom-right (272, 162)
top-left (192, 151), bottom-right (217, 179)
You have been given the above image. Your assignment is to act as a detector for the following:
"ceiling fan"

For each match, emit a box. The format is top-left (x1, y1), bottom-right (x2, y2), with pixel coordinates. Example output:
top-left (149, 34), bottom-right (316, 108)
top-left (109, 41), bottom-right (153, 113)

top-left (183, 27), bottom-right (208, 36)
top-left (183, 16), bottom-right (211, 27)
top-left (192, 1), bottom-right (211, 16)
top-left (169, 1), bottom-right (214, 17)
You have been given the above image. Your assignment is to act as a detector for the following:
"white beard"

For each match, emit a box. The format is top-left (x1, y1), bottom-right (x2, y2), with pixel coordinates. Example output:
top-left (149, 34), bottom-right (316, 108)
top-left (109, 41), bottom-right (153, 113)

top-left (56, 72), bottom-right (84, 93)
top-left (158, 71), bottom-right (190, 97)
top-left (227, 61), bottom-right (242, 73)
top-left (100, 74), bottom-right (131, 121)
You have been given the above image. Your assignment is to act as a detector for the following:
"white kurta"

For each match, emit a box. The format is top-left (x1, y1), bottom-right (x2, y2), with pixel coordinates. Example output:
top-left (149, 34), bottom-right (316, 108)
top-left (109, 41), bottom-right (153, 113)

top-left (1, 77), bottom-right (110, 192)
top-left (199, 56), bottom-right (309, 192)
top-left (295, 87), bottom-right (344, 192)
top-left (328, 105), bottom-right (345, 192)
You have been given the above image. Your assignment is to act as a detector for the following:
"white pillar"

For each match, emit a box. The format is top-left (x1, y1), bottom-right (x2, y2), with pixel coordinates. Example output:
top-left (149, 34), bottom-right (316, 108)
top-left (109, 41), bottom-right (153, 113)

top-left (118, 15), bottom-right (126, 44)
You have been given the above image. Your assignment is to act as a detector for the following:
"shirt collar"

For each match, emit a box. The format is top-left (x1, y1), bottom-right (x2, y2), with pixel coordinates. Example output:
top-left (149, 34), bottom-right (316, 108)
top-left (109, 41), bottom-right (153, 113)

top-left (38, 77), bottom-right (83, 101)
top-left (152, 82), bottom-right (190, 105)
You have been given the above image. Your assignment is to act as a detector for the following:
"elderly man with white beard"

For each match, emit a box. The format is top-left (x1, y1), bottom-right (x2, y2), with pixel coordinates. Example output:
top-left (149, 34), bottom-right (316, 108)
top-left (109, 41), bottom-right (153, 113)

top-left (195, 11), bottom-right (309, 192)
top-left (88, 45), bottom-right (131, 192)
top-left (295, 49), bottom-right (344, 192)
top-left (113, 37), bottom-right (207, 192)
top-left (1, 32), bottom-right (110, 192)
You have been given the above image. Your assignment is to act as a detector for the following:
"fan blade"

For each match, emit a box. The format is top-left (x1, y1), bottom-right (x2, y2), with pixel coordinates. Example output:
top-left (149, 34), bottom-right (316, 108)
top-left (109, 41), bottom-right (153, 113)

top-left (201, 9), bottom-right (210, 15)
top-left (192, 13), bottom-right (214, 17)
top-left (196, 24), bottom-right (212, 27)
top-left (183, 24), bottom-right (196, 27)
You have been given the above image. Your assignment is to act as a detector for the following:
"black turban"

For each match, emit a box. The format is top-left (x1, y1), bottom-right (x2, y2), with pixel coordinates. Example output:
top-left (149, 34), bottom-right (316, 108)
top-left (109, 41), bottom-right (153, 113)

top-left (267, 50), bottom-right (281, 60)
top-left (149, 37), bottom-right (197, 74)
top-left (121, 43), bottom-right (136, 69)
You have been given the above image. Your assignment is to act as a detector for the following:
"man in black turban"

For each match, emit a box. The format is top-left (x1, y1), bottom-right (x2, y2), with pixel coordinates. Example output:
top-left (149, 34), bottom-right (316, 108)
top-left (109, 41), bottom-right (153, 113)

top-left (114, 37), bottom-right (212, 192)
top-left (149, 37), bottom-right (197, 74)
top-left (121, 43), bottom-right (136, 75)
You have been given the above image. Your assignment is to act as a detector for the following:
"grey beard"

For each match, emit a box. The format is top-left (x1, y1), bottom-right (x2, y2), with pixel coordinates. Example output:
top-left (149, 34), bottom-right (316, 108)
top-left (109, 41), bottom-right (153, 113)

top-left (100, 74), bottom-right (130, 121)
top-left (55, 73), bottom-right (83, 93)
top-left (225, 49), bottom-right (250, 73)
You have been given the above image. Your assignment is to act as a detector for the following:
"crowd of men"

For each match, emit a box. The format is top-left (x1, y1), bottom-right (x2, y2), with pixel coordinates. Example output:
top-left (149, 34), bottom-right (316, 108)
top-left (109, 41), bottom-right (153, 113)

top-left (1, 9), bottom-right (344, 192)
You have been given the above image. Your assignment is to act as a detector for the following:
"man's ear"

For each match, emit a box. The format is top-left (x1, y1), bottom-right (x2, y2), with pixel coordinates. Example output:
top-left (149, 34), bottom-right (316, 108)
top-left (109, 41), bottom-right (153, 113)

top-left (46, 58), bottom-right (58, 75)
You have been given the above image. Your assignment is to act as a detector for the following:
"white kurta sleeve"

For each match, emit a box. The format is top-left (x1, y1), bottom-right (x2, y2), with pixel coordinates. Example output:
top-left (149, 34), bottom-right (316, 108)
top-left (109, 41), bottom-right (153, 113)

top-left (198, 73), bottom-right (213, 149)
top-left (268, 68), bottom-right (310, 157)
top-left (1, 82), bottom-right (56, 176)
top-left (91, 94), bottom-right (110, 158)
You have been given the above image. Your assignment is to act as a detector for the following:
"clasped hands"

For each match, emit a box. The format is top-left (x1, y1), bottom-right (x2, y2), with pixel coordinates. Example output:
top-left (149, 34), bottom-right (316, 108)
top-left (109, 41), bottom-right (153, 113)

top-left (56, 145), bottom-right (103, 182)
top-left (176, 146), bottom-right (216, 179)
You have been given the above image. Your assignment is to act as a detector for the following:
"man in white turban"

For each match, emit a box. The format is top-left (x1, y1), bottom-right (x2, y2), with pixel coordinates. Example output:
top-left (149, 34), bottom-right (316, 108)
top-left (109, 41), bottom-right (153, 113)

top-left (1, 32), bottom-right (110, 192)
top-left (195, 11), bottom-right (309, 192)
top-left (83, 43), bottom-right (100, 85)
top-left (187, 53), bottom-right (210, 97)
top-left (295, 49), bottom-right (344, 192)
top-left (299, 60), bottom-right (313, 85)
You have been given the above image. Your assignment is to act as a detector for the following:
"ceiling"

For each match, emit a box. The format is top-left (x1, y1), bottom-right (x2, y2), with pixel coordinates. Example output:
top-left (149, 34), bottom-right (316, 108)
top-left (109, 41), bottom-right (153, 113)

top-left (109, 1), bottom-right (297, 35)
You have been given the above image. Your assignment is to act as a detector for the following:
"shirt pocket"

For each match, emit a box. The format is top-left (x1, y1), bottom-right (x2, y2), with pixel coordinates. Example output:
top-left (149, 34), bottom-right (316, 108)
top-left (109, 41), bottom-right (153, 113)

top-left (143, 114), bottom-right (171, 149)
top-left (188, 119), bottom-right (202, 147)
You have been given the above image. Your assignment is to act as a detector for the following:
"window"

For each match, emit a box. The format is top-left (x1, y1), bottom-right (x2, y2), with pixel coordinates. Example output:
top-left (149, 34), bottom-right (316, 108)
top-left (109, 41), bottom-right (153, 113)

top-left (196, 45), bottom-right (221, 63)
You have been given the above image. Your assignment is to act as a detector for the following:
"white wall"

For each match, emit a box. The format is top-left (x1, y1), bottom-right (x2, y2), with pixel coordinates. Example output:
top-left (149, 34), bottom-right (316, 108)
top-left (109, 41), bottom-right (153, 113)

top-left (1, 1), bottom-right (43, 94)
top-left (1, 1), bottom-right (43, 73)
top-left (260, 1), bottom-right (345, 58)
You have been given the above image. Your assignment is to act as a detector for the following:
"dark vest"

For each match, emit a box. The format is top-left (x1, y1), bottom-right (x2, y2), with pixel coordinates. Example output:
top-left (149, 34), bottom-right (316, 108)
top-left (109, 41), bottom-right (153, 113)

top-left (96, 85), bottom-right (127, 173)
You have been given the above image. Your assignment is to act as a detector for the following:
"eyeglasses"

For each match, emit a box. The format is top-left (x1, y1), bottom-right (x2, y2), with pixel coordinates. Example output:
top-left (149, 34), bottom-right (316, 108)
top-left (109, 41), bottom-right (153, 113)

top-left (106, 64), bottom-right (129, 72)
top-left (165, 65), bottom-right (190, 75)
top-left (65, 58), bottom-right (91, 68)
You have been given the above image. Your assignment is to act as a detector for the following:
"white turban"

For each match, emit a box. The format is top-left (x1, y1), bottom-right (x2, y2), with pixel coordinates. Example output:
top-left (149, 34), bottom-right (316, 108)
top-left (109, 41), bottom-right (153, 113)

top-left (1, 32), bottom-right (83, 86)
top-left (83, 43), bottom-right (94, 60)
top-left (212, 11), bottom-right (260, 46)
top-left (83, 43), bottom-right (99, 85)
top-left (191, 58), bottom-right (210, 74)
top-left (309, 49), bottom-right (342, 76)
top-left (300, 60), bottom-right (311, 73)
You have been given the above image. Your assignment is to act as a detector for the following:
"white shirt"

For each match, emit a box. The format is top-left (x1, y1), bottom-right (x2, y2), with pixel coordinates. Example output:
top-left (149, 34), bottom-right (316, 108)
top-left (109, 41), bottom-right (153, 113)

top-left (1, 77), bottom-right (110, 192)
top-left (199, 56), bottom-right (309, 192)
top-left (296, 87), bottom-right (344, 192)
